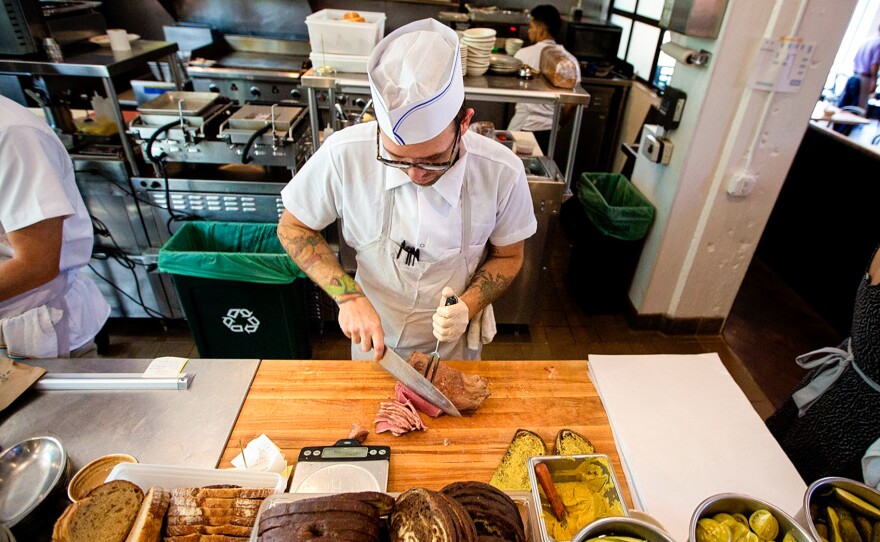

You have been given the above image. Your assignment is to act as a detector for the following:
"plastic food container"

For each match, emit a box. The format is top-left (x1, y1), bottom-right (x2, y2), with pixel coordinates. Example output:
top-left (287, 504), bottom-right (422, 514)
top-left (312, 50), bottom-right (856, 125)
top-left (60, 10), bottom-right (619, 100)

top-left (248, 490), bottom-right (540, 542)
top-left (105, 462), bottom-right (287, 493)
top-left (494, 130), bottom-right (515, 149)
top-left (803, 476), bottom-right (880, 542)
top-left (528, 454), bottom-right (628, 542)
top-left (689, 493), bottom-right (813, 542)
top-left (308, 51), bottom-right (369, 74)
top-left (305, 9), bottom-right (386, 56)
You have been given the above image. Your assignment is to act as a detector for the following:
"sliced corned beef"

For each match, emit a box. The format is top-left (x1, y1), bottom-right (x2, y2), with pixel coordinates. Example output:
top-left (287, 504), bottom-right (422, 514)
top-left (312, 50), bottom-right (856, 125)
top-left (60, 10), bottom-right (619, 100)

top-left (395, 381), bottom-right (443, 418)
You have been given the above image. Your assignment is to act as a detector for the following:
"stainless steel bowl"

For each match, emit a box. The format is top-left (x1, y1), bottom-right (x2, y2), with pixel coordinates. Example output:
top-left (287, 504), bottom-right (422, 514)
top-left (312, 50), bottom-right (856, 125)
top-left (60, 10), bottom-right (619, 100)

top-left (573, 516), bottom-right (676, 542)
top-left (0, 436), bottom-right (69, 528)
top-left (689, 493), bottom-right (814, 542)
top-left (803, 477), bottom-right (880, 542)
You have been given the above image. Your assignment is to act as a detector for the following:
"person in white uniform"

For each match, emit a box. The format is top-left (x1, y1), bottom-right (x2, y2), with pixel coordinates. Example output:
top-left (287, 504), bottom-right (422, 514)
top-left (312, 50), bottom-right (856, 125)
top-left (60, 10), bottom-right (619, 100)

top-left (0, 95), bottom-right (110, 359)
top-left (279, 19), bottom-right (537, 361)
top-left (507, 5), bottom-right (581, 154)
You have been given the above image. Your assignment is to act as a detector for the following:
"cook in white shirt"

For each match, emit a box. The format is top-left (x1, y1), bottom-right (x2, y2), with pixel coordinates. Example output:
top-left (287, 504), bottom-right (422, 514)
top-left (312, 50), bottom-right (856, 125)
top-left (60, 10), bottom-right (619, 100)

top-left (508, 5), bottom-right (581, 152)
top-left (279, 19), bottom-right (537, 361)
top-left (0, 95), bottom-right (110, 359)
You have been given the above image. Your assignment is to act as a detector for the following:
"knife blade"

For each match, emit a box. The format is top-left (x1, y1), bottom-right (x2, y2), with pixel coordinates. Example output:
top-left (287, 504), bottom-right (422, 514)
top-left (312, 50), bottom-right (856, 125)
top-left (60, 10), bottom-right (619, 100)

top-left (377, 348), bottom-right (462, 417)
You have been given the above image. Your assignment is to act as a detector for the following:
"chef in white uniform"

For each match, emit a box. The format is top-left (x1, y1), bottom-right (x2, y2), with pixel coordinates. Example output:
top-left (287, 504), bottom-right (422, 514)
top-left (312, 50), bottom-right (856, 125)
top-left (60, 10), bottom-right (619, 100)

top-left (279, 19), bottom-right (537, 361)
top-left (0, 95), bottom-right (110, 359)
top-left (507, 5), bottom-right (581, 154)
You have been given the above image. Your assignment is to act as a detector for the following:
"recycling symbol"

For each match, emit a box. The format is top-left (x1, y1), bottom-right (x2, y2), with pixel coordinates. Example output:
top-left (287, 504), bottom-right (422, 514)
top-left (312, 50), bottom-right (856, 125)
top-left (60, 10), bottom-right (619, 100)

top-left (222, 308), bottom-right (260, 334)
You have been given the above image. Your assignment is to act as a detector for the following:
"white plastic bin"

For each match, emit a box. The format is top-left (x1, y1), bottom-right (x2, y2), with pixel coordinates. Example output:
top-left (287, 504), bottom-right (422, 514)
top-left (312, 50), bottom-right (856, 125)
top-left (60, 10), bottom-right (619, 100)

top-left (305, 9), bottom-right (386, 56)
top-left (309, 51), bottom-right (369, 73)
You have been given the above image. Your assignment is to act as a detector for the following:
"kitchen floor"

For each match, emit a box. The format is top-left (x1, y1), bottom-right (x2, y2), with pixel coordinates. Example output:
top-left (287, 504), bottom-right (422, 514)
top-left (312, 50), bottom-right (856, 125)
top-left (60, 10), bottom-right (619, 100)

top-left (98, 227), bottom-right (828, 422)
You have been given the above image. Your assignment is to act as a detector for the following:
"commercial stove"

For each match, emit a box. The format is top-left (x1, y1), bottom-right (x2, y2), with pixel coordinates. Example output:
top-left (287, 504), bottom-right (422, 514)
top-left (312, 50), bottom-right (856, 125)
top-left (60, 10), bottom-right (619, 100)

top-left (187, 35), bottom-right (311, 105)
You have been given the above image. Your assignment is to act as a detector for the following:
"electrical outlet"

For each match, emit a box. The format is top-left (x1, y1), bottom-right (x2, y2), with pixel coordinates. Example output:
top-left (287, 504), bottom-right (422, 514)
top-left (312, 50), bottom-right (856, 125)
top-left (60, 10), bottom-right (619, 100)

top-left (727, 173), bottom-right (756, 197)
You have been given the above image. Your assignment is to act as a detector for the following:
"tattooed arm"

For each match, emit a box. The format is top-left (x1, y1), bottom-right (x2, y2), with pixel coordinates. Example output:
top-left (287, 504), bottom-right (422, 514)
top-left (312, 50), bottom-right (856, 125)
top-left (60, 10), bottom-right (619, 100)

top-left (278, 209), bottom-right (385, 358)
top-left (459, 241), bottom-right (525, 319)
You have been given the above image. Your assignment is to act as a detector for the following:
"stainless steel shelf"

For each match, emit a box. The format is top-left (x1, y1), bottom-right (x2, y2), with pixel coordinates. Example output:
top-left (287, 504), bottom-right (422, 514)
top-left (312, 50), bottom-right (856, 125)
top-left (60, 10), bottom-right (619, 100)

top-left (0, 40), bottom-right (179, 78)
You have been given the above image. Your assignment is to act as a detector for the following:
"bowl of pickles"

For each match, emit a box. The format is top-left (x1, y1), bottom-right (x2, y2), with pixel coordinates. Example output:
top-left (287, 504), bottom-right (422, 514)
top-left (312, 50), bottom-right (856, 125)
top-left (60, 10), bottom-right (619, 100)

top-left (573, 516), bottom-right (676, 542)
top-left (690, 493), bottom-right (814, 542)
top-left (803, 477), bottom-right (880, 542)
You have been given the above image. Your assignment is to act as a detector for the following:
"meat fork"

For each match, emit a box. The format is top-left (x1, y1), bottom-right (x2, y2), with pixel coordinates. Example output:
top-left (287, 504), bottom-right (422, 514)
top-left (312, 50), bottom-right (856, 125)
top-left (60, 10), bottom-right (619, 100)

top-left (424, 295), bottom-right (458, 383)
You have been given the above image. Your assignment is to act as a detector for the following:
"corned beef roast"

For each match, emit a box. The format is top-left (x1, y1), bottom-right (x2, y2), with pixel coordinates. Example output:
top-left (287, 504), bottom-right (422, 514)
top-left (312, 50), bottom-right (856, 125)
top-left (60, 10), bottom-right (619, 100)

top-left (406, 352), bottom-right (490, 414)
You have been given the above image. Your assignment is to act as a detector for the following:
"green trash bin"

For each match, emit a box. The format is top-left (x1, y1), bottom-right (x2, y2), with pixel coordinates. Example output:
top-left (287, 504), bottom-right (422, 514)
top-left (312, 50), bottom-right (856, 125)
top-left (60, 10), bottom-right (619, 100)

top-left (562, 173), bottom-right (655, 314)
top-left (158, 222), bottom-right (312, 359)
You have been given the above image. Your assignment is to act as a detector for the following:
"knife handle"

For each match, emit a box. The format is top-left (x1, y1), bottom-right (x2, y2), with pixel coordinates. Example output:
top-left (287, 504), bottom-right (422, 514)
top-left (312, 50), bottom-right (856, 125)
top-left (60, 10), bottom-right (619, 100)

top-left (534, 462), bottom-right (567, 522)
top-left (444, 295), bottom-right (458, 307)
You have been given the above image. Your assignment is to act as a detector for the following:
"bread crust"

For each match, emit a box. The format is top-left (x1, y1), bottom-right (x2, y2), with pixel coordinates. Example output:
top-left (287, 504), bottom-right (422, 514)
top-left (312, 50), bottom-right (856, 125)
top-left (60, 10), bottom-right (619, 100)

top-left (126, 487), bottom-right (171, 542)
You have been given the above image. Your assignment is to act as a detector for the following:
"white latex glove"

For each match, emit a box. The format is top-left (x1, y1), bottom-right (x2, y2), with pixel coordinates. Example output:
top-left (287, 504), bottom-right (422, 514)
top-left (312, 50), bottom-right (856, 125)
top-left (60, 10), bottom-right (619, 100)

top-left (432, 287), bottom-right (469, 343)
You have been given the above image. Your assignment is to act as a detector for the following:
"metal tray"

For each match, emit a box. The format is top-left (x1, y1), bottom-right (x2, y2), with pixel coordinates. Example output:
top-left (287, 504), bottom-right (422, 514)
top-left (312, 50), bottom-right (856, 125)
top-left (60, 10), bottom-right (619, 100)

top-left (248, 490), bottom-right (539, 542)
top-left (228, 104), bottom-right (305, 131)
top-left (137, 91), bottom-right (221, 116)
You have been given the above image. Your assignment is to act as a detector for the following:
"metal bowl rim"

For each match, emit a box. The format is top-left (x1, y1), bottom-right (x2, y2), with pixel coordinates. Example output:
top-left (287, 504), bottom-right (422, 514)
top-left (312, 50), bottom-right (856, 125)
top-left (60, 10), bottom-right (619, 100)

top-left (689, 492), bottom-right (814, 542)
top-left (0, 435), bottom-right (68, 527)
top-left (802, 476), bottom-right (880, 542)
top-left (572, 515), bottom-right (677, 542)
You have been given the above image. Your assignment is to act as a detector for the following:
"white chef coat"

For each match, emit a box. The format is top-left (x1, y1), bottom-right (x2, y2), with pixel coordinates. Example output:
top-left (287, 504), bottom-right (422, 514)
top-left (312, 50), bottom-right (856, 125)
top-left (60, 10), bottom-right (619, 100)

top-left (0, 95), bottom-right (109, 356)
top-left (281, 121), bottom-right (536, 354)
top-left (508, 40), bottom-right (582, 132)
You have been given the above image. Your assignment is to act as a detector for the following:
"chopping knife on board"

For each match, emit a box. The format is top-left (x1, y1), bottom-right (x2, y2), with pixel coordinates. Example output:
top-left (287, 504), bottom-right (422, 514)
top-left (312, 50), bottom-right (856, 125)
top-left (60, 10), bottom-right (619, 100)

top-left (377, 348), bottom-right (462, 417)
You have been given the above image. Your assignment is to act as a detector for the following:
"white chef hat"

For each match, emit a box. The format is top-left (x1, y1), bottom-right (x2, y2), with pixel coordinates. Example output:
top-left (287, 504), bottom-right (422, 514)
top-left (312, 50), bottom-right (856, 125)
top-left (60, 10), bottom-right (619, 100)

top-left (367, 18), bottom-right (463, 145)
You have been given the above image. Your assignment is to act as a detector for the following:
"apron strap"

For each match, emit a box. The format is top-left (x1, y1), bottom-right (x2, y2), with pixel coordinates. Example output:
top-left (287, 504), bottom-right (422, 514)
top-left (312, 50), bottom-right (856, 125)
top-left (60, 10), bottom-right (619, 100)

top-left (791, 338), bottom-right (880, 416)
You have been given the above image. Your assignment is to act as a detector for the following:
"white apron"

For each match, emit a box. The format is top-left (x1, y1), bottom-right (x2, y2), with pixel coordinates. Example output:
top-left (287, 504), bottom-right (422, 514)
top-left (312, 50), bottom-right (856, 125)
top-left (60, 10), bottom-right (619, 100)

top-left (0, 273), bottom-right (71, 359)
top-left (351, 179), bottom-right (485, 361)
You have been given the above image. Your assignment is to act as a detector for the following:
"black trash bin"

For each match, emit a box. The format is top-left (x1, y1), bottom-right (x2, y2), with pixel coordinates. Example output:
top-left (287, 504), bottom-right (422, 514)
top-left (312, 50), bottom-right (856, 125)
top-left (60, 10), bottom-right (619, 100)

top-left (158, 222), bottom-right (312, 359)
top-left (561, 172), bottom-right (655, 314)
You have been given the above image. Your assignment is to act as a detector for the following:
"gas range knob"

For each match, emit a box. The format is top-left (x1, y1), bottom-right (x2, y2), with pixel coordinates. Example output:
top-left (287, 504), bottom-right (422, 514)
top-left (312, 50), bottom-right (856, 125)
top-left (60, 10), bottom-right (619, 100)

top-left (289, 89), bottom-right (301, 99)
top-left (249, 86), bottom-right (262, 97)
top-left (208, 84), bottom-right (219, 93)
top-left (353, 98), bottom-right (367, 108)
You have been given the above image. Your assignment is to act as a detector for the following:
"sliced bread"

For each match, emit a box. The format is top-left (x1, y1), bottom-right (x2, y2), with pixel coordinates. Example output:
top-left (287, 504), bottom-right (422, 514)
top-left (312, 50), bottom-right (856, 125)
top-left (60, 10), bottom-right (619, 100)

top-left (553, 428), bottom-right (595, 456)
top-left (62, 480), bottom-right (144, 542)
top-left (125, 487), bottom-right (170, 542)
top-left (488, 429), bottom-right (547, 491)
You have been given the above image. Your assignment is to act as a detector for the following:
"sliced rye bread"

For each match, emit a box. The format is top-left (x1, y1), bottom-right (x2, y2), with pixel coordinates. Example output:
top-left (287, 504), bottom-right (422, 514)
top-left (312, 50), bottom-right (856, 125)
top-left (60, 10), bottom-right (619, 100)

top-left (553, 429), bottom-right (595, 456)
top-left (440, 483), bottom-right (521, 520)
top-left (391, 488), bottom-right (457, 542)
top-left (165, 516), bottom-right (255, 527)
top-left (162, 535), bottom-right (249, 542)
top-left (62, 480), bottom-right (145, 542)
top-left (438, 493), bottom-right (478, 542)
top-left (168, 497), bottom-right (264, 510)
top-left (166, 505), bottom-right (259, 519)
top-left (170, 488), bottom-right (273, 501)
top-left (125, 487), bottom-right (171, 542)
top-left (258, 517), bottom-right (379, 542)
top-left (258, 525), bottom-right (377, 542)
top-left (448, 498), bottom-right (524, 542)
top-left (488, 429), bottom-right (546, 491)
top-left (164, 525), bottom-right (253, 538)
top-left (259, 497), bottom-right (378, 521)
top-left (257, 511), bottom-right (379, 537)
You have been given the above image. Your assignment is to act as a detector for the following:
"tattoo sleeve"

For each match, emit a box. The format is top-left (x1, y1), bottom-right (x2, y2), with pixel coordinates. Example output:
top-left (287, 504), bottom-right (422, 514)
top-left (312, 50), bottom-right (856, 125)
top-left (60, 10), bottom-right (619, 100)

top-left (277, 219), bottom-right (365, 304)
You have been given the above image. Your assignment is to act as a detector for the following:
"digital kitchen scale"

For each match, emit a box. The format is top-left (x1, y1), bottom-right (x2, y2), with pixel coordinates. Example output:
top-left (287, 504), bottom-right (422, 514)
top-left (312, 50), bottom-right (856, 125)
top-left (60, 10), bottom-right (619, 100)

top-left (289, 439), bottom-right (390, 493)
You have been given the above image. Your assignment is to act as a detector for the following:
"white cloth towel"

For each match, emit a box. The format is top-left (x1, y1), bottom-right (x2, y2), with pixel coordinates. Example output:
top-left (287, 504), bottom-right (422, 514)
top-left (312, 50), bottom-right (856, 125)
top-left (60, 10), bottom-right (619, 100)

top-left (863, 437), bottom-right (880, 489)
top-left (466, 303), bottom-right (496, 351)
top-left (0, 304), bottom-right (62, 359)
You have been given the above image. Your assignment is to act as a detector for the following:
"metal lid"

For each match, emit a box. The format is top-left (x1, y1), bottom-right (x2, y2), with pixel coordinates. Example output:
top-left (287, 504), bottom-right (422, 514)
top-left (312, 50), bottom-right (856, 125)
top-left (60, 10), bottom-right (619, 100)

top-left (0, 436), bottom-right (68, 527)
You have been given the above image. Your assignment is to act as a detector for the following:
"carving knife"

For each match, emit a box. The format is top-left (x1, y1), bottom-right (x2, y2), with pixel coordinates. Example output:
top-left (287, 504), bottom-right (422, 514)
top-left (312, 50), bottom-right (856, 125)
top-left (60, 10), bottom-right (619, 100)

top-left (377, 348), bottom-right (462, 417)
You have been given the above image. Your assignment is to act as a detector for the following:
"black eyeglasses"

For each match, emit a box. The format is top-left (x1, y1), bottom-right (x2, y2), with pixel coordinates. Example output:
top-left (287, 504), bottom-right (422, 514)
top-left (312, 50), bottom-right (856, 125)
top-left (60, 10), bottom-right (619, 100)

top-left (376, 124), bottom-right (460, 172)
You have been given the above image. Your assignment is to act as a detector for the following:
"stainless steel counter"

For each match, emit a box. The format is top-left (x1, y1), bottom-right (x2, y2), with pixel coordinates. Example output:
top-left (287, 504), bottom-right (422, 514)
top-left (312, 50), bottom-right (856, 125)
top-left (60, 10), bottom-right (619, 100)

top-left (0, 358), bottom-right (259, 472)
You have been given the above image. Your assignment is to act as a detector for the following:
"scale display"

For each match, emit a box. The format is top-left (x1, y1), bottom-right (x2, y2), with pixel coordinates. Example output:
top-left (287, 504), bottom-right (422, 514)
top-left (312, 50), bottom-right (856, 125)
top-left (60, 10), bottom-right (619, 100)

top-left (290, 439), bottom-right (390, 493)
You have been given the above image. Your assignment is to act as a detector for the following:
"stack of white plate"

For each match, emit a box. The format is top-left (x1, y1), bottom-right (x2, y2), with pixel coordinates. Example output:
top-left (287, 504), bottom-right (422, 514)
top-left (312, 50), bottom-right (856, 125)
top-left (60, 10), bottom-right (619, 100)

top-left (459, 43), bottom-right (468, 76)
top-left (461, 27), bottom-right (496, 76)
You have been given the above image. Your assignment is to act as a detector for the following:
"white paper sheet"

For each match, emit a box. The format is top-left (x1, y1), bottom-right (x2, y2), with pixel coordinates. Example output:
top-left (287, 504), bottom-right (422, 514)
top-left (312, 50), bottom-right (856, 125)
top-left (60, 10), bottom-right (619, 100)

top-left (589, 354), bottom-right (806, 542)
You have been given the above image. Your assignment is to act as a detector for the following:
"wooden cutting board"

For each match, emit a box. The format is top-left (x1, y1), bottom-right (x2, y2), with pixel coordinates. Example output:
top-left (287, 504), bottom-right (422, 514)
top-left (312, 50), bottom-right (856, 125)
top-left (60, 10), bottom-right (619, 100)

top-left (221, 359), bottom-right (631, 506)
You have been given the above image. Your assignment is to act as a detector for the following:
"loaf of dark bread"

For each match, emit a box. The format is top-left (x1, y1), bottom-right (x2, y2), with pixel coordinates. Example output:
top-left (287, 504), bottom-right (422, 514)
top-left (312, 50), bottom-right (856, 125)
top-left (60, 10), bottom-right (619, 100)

top-left (441, 481), bottom-right (525, 542)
